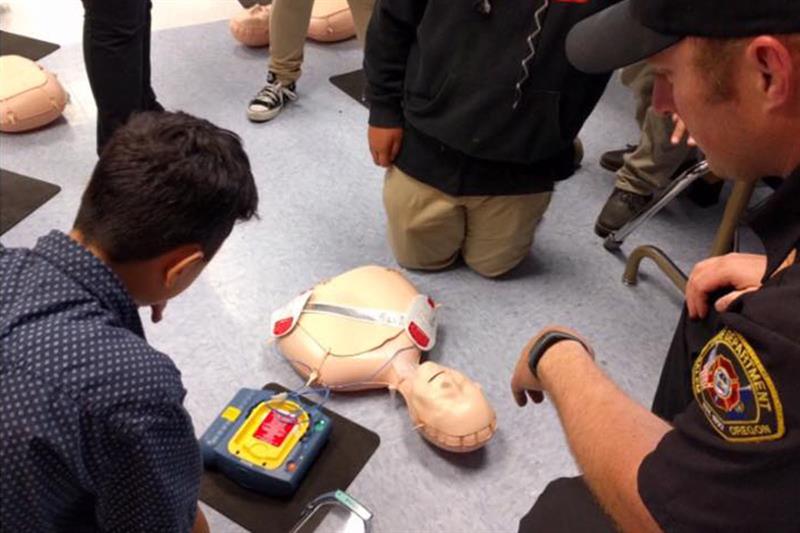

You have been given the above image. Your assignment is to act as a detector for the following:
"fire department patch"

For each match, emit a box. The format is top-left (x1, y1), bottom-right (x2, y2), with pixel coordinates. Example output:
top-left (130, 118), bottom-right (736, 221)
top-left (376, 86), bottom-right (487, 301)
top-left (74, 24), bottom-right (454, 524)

top-left (692, 328), bottom-right (784, 443)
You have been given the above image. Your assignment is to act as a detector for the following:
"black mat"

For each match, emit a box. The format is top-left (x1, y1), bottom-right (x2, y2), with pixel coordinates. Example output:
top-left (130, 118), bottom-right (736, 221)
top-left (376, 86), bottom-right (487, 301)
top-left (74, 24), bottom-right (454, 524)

top-left (330, 69), bottom-right (368, 109)
top-left (0, 169), bottom-right (61, 236)
top-left (200, 383), bottom-right (380, 533)
top-left (0, 31), bottom-right (60, 61)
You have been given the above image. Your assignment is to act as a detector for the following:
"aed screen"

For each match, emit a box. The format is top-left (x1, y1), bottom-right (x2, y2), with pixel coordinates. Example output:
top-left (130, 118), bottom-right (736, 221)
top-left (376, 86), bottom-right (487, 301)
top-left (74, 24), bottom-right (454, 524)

top-left (253, 410), bottom-right (296, 447)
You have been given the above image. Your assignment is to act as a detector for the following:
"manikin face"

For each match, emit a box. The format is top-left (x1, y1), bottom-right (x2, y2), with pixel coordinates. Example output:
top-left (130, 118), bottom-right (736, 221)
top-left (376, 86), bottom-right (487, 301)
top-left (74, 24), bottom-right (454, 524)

top-left (409, 362), bottom-right (495, 446)
top-left (649, 39), bottom-right (761, 181)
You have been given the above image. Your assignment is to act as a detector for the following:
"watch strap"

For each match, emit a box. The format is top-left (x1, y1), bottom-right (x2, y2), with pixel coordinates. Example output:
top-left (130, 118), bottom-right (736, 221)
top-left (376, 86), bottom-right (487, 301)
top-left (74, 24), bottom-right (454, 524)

top-left (526, 331), bottom-right (587, 379)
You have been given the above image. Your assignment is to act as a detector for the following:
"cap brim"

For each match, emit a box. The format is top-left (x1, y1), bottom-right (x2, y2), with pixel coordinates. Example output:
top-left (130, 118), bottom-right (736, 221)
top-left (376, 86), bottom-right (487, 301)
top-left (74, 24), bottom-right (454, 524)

top-left (566, 0), bottom-right (681, 74)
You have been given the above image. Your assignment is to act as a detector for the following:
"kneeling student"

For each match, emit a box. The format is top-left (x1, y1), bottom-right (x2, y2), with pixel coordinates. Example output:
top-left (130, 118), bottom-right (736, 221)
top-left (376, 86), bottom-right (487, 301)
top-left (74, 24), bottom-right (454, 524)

top-left (364, 0), bottom-right (614, 277)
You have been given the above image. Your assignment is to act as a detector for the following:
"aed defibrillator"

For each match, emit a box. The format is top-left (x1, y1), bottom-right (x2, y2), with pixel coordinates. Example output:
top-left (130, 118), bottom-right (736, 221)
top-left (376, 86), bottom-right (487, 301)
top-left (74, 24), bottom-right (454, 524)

top-left (200, 388), bottom-right (332, 497)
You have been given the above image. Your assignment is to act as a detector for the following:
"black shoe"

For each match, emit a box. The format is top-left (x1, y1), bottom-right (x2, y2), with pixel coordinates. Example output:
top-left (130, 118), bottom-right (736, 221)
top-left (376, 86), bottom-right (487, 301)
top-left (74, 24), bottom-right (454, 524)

top-left (599, 144), bottom-right (637, 172)
top-left (594, 188), bottom-right (652, 237)
top-left (247, 71), bottom-right (298, 122)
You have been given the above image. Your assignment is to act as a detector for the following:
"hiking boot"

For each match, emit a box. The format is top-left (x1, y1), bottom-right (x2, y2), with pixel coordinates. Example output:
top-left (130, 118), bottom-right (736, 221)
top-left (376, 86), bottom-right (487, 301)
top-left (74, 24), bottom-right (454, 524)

top-left (599, 144), bottom-right (637, 172)
top-left (595, 188), bottom-right (652, 237)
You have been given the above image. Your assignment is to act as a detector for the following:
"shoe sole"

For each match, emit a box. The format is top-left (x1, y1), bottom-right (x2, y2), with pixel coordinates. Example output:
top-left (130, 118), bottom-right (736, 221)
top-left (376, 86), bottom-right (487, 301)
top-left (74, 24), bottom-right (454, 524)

top-left (594, 221), bottom-right (614, 238)
top-left (247, 105), bottom-right (283, 123)
top-left (599, 160), bottom-right (623, 173)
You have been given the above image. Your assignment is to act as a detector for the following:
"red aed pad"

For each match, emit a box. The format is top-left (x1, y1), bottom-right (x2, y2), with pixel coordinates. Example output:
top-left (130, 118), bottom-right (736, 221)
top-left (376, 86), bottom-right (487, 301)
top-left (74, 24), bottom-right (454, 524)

top-left (253, 411), bottom-right (297, 447)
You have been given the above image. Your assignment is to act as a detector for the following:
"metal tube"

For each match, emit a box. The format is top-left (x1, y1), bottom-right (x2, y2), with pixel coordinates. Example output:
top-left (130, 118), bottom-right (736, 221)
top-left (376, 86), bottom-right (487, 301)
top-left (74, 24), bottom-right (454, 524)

top-left (623, 245), bottom-right (688, 292)
top-left (708, 180), bottom-right (756, 257)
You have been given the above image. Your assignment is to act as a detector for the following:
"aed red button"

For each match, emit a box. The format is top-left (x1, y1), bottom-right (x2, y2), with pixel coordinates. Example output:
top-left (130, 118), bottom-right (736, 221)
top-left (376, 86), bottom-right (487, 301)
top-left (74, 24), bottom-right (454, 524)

top-left (286, 461), bottom-right (297, 473)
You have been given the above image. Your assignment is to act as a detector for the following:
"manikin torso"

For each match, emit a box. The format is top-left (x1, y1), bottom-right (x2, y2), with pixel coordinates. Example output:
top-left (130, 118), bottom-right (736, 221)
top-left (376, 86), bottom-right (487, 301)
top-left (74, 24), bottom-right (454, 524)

top-left (271, 266), bottom-right (496, 452)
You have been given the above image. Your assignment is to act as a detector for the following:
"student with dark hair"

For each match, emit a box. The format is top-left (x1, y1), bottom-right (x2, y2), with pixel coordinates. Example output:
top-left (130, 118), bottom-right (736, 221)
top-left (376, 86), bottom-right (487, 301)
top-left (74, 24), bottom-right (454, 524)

top-left (0, 111), bottom-right (258, 533)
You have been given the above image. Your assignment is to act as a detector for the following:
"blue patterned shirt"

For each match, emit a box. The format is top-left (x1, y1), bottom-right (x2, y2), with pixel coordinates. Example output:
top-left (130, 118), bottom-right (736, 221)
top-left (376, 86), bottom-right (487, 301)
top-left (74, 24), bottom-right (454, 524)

top-left (0, 231), bottom-right (201, 532)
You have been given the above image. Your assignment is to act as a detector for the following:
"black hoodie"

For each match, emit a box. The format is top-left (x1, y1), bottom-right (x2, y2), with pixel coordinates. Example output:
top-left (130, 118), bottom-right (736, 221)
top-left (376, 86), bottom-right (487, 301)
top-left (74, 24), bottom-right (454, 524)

top-left (365, 0), bottom-right (618, 194)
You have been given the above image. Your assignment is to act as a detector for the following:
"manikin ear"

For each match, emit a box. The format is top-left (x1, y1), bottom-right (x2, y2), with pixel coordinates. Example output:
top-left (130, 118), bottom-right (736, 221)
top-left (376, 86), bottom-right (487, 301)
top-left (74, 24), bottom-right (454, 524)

top-left (163, 246), bottom-right (205, 289)
top-left (746, 36), bottom-right (795, 111)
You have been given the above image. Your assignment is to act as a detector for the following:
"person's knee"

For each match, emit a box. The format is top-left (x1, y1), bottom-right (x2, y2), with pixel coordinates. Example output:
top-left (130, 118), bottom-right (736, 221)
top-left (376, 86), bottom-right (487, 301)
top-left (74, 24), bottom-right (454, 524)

top-left (463, 249), bottom-right (527, 278)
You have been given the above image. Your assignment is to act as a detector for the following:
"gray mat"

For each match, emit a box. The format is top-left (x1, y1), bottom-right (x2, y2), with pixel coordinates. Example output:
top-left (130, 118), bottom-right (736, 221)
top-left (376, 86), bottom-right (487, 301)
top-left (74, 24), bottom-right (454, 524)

top-left (0, 31), bottom-right (60, 60)
top-left (0, 20), bottom-right (763, 533)
top-left (330, 69), bottom-right (368, 108)
top-left (0, 169), bottom-right (61, 236)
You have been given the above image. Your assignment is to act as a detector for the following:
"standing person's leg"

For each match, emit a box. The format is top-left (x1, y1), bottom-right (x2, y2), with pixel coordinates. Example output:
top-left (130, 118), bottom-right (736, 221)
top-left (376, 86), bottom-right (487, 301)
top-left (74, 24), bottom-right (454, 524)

top-left (82, 0), bottom-right (154, 154)
top-left (247, 0), bottom-right (314, 122)
top-left (140, 0), bottom-right (162, 113)
top-left (461, 191), bottom-right (552, 278)
top-left (595, 63), bottom-right (697, 237)
top-left (347, 0), bottom-right (376, 47)
top-left (268, 0), bottom-right (315, 85)
top-left (383, 166), bottom-right (466, 271)
top-left (615, 63), bottom-right (697, 197)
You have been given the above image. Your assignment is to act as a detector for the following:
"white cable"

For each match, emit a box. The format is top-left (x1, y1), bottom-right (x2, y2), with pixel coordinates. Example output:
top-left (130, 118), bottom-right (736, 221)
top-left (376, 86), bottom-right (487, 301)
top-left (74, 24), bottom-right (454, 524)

top-left (513, 0), bottom-right (551, 109)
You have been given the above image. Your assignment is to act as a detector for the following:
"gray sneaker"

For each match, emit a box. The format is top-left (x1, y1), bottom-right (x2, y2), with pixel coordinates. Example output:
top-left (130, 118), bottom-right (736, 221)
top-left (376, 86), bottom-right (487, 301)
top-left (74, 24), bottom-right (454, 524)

top-left (247, 72), bottom-right (298, 122)
top-left (595, 188), bottom-right (652, 237)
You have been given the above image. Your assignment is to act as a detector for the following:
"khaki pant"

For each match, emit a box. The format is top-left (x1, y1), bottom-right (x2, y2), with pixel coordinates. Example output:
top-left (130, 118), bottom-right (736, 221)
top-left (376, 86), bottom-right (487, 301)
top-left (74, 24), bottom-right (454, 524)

top-left (383, 167), bottom-right (553, 278)
top-left (269, 0), bottom-right (375, 85)
top-left (615, 62), bottom-right (698, 196)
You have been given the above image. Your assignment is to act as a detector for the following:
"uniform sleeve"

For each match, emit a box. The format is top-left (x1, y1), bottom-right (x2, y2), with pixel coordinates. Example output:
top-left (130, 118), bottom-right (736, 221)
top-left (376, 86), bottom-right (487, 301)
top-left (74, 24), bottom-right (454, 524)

top-left (363, 0), bottom-right (428, 127)
top-left (637, 318), bottom-right (800, 532)
top-left (86, 401), bottom-right (202, 533)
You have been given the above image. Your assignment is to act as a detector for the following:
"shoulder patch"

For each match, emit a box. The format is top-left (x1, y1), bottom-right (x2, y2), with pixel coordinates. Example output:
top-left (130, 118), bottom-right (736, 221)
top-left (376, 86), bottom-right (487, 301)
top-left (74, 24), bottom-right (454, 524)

top-left (692, 328), bottom-right (785, 443)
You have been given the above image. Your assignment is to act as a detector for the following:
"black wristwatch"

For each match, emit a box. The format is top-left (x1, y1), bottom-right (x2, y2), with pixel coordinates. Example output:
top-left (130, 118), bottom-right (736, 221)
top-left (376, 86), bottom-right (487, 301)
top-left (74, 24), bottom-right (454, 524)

top-left (527, 331), bottom-right (588, 379)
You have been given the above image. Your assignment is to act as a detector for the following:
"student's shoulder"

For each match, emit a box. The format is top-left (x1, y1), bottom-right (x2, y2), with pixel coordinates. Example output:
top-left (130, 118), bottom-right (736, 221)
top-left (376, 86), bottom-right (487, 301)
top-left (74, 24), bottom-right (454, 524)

top-left (63, 322), bottom-right (187, 410)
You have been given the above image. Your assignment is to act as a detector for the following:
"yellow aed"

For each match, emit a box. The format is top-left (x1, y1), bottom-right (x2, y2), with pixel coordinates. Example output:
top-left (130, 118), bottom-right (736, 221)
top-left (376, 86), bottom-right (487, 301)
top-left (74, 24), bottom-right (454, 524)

top-left (227, 399), bottom-right (310, 470)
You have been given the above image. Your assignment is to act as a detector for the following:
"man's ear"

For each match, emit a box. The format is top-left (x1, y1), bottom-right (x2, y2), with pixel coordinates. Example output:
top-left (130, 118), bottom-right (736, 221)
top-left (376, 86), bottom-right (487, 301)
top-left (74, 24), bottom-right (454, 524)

top-left (163, 246), bottom-right (205, 289)
top-left (747, 36), bottom-right (794, 110)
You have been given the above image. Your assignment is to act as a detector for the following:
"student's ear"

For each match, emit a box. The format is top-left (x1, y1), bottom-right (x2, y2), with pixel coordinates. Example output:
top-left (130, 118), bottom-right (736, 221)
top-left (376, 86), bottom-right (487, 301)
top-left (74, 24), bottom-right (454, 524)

top-left (163, 246), bottom-right (205, 289)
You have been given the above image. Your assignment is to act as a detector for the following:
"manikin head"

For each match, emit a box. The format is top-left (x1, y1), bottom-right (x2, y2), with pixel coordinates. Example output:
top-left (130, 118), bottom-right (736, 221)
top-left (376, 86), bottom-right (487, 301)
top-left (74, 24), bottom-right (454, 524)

top-left (70, 111), bottom-right (259, 319)
top-left (567, 0), bottom-right (800, 182)
top-left (272, 266), bottom-right (496, 452)
top-left (405, 362), bottom-right (496, 452)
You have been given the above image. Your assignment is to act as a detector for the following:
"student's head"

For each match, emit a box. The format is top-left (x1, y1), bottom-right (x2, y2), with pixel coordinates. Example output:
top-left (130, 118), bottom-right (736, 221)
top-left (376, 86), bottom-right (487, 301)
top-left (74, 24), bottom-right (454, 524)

top-left (566, 0), bottom-right (800, 181)
top-left (72, 111), bottom-right (258, 307)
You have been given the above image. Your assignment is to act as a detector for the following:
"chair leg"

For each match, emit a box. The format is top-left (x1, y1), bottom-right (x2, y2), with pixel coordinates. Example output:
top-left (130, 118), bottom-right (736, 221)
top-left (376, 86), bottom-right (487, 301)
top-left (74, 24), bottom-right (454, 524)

top-left (708, 180), bottom-right (756, 257)
top-left (623, 245), bottom-right (688, 292)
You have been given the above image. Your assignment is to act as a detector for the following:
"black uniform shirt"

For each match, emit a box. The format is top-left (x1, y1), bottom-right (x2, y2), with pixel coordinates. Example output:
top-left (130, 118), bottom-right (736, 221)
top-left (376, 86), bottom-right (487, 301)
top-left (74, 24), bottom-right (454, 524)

top-left (637, 167), bottom-right (800, 532)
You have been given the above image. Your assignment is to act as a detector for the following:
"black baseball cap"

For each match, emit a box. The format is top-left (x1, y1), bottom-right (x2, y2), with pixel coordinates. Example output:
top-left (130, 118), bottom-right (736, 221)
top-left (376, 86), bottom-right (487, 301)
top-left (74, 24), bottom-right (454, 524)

top-left (567, 0), bottom-right (800, 74)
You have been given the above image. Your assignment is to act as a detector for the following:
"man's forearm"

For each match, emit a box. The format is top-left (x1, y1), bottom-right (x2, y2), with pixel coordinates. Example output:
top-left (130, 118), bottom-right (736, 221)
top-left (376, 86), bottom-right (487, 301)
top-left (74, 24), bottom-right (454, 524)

top-left (538, 346), bottom-right (670, 532)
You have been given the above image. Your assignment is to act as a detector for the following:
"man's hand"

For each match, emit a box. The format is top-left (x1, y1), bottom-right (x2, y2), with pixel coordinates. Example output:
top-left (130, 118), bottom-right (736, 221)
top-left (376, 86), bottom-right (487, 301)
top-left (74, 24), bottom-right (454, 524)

top-left (670, 113), bottom-right (697, 146)
top-left (511, 326), bottom-right (594, 407)
top-left (685, 253), bottom-right (766, 319)
top-left (368, 126), bottom-right (403, 167)
top-left (151, 301), bottom-right (167, 323)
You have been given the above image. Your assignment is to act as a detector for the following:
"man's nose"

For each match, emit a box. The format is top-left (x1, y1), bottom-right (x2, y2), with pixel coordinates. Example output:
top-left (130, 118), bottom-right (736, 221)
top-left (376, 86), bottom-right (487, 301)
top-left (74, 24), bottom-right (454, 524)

top-left (652, 75), bottom-right (676, 115)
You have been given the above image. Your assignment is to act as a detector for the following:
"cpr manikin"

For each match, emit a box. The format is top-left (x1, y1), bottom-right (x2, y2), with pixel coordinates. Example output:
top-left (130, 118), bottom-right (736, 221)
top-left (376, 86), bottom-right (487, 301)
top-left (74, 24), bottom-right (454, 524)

top-left (270, 266), bottom-right (496, 452)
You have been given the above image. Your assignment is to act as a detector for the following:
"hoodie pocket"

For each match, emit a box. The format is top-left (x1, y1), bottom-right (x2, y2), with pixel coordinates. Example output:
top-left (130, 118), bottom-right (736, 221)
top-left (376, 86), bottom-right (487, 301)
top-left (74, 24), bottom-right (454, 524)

top-left (406, 74), bottom-right (566, 164)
